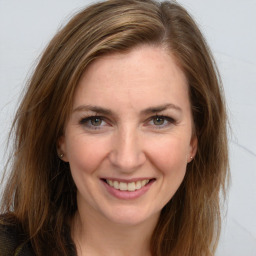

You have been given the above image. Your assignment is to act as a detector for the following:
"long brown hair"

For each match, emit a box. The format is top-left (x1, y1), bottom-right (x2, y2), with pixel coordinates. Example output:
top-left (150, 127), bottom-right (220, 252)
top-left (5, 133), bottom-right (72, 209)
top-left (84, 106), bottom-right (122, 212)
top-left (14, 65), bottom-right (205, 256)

top-left (1, 0), bottom-right (229, 255)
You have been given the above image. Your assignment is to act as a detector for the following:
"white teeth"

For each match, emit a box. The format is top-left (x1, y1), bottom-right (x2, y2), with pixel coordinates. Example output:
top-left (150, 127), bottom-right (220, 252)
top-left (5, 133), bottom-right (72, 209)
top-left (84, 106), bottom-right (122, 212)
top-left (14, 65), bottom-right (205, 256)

top-left (141, 180), bottom-right (147, 186)
top-left (135, 181), bottom-right (142, 190)
top-left (113, 180), bottom-right (119, 189)
top-left (119, 182), bottom-right (127, 191)
top-left (106, 179), bottom-right (150, 191)
top-left (127, 182), bottom-right (136, 191)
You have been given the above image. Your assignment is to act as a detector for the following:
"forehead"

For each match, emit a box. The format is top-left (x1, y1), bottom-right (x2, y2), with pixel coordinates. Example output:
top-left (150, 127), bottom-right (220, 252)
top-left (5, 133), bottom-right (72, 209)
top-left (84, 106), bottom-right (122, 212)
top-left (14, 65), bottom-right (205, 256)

top-left (73, 45), bottom-right (189, 111)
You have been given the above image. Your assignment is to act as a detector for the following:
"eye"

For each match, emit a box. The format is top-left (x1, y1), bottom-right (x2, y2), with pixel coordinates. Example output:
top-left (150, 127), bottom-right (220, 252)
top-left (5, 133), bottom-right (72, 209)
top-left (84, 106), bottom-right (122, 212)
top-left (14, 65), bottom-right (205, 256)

top-left (90, 117), bottom-right (103, 126)
top-left (79, 116), bottom-right (107, 129)
top-left (152, 116), bottom-right (166, 125)
top-left (147, 115), bottom-right (175, 128)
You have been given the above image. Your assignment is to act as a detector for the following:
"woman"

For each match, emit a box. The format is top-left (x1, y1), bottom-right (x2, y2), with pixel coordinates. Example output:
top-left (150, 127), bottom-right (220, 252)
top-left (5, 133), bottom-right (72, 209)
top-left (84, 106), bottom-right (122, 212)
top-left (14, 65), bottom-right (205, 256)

top-left (0, 0), bottom-right (229, 255)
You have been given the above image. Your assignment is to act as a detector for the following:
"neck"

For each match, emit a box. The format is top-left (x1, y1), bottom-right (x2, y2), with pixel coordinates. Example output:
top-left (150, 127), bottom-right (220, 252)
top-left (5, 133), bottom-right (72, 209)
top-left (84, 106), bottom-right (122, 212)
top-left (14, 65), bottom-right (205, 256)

top-left (71, 205), bottom-right (159, 256)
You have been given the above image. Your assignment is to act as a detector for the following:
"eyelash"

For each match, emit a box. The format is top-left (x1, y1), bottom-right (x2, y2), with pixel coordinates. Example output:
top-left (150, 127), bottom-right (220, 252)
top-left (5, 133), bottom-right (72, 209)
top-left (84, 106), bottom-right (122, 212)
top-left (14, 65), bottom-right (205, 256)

top-left (79, 115), bottom-right (176, 130)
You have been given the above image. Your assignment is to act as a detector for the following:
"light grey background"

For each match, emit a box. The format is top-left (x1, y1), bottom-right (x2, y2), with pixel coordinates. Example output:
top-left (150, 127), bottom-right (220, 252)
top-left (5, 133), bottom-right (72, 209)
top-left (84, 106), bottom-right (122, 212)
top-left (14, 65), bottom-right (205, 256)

top-left (0, 1), bottom-right (255, 255)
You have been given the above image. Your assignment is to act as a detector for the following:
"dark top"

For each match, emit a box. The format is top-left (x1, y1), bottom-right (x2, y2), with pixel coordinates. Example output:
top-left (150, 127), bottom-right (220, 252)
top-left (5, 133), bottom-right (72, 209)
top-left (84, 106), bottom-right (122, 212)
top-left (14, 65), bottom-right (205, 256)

top-left (0, 216), bottom-right (77, 256)
top-left (0, 218), bottom-right (34, 256)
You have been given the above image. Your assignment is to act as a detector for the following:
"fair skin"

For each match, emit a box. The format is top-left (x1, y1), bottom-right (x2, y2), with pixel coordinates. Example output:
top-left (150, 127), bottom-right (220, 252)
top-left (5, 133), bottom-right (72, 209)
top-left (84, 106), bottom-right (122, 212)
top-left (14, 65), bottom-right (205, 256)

top-left (59, 45), bottom-right (197, 256)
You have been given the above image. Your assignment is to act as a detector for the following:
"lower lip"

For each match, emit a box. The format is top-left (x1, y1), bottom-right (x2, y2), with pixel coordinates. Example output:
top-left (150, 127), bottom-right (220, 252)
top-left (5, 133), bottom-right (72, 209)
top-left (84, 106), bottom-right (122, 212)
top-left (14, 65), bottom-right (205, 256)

top-left (101, 180), bottom-right (154, 200)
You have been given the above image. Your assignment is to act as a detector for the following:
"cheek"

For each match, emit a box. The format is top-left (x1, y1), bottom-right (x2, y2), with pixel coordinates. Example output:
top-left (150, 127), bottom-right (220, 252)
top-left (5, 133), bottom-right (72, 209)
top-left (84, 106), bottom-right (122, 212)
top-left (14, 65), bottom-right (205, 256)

top-left (146, 136), bottom-right (189, 175)
top-left (66, 135), bottom-right (109, 174)
top-left (145, 136), bottom-right (189, 205)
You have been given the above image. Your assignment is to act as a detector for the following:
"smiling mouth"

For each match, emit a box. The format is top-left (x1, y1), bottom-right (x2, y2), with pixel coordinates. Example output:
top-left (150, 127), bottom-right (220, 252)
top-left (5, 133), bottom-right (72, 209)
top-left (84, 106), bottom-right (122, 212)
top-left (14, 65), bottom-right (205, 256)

top-left (102, 179), bottom-right (155, 192)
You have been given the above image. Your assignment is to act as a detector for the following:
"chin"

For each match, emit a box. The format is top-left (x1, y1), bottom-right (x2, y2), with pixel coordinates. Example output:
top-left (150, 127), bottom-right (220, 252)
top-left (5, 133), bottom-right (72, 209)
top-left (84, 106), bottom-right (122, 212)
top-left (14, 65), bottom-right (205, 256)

top-left (103, 205), bottom-right (159, 227)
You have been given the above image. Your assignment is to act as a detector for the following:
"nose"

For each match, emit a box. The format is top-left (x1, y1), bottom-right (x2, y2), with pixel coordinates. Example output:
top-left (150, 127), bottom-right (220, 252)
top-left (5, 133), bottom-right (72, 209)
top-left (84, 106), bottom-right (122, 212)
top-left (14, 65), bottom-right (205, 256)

top-left (108, 127), bottom-right (146, 172)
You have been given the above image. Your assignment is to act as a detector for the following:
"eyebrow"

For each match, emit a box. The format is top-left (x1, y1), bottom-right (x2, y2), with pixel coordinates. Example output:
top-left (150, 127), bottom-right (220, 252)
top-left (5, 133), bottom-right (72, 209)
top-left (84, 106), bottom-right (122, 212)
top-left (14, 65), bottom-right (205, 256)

top-left (73, 103), bottom-right (182, 115)
top-left (73, 105), bottom-right (112, 115)
top-left (141, 103), bottom-right (182, 115)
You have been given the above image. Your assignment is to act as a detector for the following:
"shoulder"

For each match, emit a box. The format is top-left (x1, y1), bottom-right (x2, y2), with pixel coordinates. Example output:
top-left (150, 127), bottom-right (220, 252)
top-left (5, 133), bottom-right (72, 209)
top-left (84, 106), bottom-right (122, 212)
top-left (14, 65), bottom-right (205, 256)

top-left (0, 214), bottom-right (35, 256)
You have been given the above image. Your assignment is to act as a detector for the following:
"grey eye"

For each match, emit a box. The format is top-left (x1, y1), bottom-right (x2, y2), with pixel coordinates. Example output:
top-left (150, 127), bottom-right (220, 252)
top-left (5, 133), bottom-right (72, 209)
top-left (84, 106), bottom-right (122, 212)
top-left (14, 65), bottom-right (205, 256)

top-left (152, 116), bottom-right (165, 125)
top-left (90, 117), bottom-right (103, 126)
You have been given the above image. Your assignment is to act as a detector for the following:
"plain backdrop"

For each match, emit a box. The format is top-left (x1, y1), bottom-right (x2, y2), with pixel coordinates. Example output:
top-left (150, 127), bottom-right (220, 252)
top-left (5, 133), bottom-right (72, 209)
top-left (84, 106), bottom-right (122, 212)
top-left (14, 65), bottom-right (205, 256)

top-left (0, 1), bottom-right (256, 255)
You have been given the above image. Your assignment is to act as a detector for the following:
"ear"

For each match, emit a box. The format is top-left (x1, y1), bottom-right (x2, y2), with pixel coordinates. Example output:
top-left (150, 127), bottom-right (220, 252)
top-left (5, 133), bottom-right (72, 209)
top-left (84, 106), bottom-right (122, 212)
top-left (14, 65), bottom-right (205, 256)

top-left (187, 134), bottom-right (198, 163)
top-left (57, 135), bottom-right (69, 162)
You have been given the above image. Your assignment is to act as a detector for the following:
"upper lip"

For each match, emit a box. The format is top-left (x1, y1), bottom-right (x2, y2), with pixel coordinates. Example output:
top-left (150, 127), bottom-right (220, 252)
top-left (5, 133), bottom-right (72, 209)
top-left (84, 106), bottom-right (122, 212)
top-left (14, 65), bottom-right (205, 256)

top-left (100, 177), bottom-right (155, 183)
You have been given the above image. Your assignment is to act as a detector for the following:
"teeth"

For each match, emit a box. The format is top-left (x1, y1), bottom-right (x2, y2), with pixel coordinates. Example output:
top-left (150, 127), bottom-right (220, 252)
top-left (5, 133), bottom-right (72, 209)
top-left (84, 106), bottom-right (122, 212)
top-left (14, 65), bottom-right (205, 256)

top-left (113, 181), bottom-right (119, 189)
top-left (127, 182), bottom-right (135, 191)
top-left (135, 181), bottom-right (142, 190)
top-left (119, 182), bottom-right (127, 191)
top-left (106, 179), bottom-right (150, 191)
top-left (141, 180), bottom-right (147, 186)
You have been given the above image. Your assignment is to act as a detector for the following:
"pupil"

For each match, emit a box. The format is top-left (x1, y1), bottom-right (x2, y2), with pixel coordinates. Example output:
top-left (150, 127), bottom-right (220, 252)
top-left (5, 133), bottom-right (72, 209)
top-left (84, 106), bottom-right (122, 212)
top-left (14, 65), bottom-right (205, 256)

top-left (92, 118), bottom-right (102, 126)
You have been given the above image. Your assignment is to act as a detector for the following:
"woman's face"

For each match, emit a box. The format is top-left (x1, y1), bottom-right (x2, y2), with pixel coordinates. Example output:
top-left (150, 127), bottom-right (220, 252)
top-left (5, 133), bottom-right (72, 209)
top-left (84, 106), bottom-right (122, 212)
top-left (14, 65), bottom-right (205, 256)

top-left (59, 45), bottom-right (197, 226)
